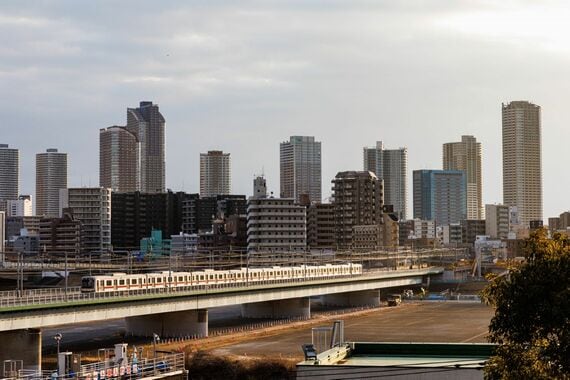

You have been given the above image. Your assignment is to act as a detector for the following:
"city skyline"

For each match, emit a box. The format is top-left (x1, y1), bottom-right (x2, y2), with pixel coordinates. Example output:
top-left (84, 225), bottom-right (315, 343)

top-left (1, 2), bottom-right (568, 218)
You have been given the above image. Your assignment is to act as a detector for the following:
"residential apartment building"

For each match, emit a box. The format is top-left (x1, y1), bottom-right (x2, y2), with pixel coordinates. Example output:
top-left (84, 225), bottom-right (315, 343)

top-left (332, 171), bottom-right (383, 250)
top-left (99, 126), bottom-right (139, 192)
top-left (126, 101), bottom-right (165, 193)
top-left (443, 135), bottom-right (483, 219)
top-left (7, 195), bottom-right (32, 217)
top-left (307, 203), bottom-right (335, 250)
top-left (363, 141), bottom-right (407, 220)
top-left (200, 150), bottom-right (231, 197)
top-left (39, 210), bottom-right (82, 256)
top-left (0, 144), bottom-right (19, 212)
top-left (461, 219), bottom-right (486, 245)
top-left (60, 187), bottom-right (112, 254)
top-left (247, 176), bottom-right (306, 252)
top-left (111, 191), bottom-right (184, 250)
top-left (398, 219), bottom-right (436, 247)
top-left (0, 211), bottom-right (5, 253)
top-left (502, 101), bottom-right (542, 227)
top-left (413, 170), bottom-right (467, 226)
top-left (36, 149), bottom-right (67, 217)
top-left (280, 136), bottom-right (321, 203)
top-left (5, 216), bottom-right (40, 239)
top-left (485, 204), bottom-right (510, 239)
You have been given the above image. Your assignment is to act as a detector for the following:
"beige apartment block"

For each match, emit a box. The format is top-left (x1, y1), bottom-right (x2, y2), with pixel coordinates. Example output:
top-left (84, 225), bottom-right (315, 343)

top-left (443, 135), bottom-right (483, 220)
top-left (502, 101), bottom-right (542, 227)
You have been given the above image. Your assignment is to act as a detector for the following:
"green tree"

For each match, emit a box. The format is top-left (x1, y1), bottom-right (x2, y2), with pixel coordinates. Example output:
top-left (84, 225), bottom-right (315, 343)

top-left (482, 228), bottom-right (570, 379)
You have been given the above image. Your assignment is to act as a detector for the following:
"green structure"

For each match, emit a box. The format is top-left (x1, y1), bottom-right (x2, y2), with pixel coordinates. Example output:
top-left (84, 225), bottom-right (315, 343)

top-left (140, 229), bottom-right (171, 257)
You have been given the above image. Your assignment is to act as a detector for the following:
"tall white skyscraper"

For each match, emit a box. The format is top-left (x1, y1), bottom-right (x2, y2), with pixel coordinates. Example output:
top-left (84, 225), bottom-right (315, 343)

top-left (363, 141), bottom-right (407, 220)
top-left (502, 101), bottom-right (542, 227)
top-left (0, 144), bottom-right (19, 211)
top-left (200, 151), bottom-right (231, 197)
top-left (280, 136), bottom-right (321, 203)
top-left (443, 135), bottom-right (483, 220)
top-left (36, 148), bottom-right (67, 217)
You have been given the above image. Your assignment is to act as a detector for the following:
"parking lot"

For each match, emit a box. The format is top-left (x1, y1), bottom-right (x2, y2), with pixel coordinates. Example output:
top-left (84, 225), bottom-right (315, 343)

top-left (211, 302), bottom-right (494, 359)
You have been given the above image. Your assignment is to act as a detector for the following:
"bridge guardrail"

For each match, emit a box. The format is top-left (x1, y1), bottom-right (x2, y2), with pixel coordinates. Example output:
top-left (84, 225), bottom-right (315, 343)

top-left (0, 266), bottom-right (439, 311)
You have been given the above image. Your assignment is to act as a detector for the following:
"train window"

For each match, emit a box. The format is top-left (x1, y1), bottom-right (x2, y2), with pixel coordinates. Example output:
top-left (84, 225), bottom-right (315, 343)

top-left (200, 275), bottom-right (204, 280)
top-left (113, 280), bottom-right (117, 285)
top-left (106, 280), bottom-right (112, 286)
top-left (119, 280), bottom-right (125, 285)
top-left (132, 279), bottom-right (137, 284)
top-left (168, 277), bottom-right (172, 282)
top-left (179, 276), bottom-right (183, 281)
top-left (157, 278), bottom-right (162, 283)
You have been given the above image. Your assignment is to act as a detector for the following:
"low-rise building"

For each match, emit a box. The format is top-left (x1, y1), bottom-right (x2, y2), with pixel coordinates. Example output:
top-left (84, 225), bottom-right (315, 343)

top-left (39, 209), bottom-right (82, 256)
top-left (298, 342), bottom-right (496, 380)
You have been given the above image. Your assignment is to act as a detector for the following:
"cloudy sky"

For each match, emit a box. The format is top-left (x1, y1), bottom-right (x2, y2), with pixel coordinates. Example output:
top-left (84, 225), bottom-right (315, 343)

top-left (1, 1), bottom-right (568, 218)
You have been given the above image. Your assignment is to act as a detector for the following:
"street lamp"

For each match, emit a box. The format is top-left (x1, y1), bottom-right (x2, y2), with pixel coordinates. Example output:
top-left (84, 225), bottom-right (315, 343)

top-left (152, 333), bottom-right (160, 358)
top-left (54, 333), bottom-right (62, 357)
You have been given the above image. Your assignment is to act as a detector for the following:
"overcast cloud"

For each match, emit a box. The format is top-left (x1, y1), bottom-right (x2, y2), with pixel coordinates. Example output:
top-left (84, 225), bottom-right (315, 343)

top-left (0, 1), bottom-right (568, 218)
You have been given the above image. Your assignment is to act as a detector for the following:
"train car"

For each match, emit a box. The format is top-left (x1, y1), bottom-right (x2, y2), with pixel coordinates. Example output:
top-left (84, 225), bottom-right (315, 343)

top-left (80, 263), bottom-right (363, 293)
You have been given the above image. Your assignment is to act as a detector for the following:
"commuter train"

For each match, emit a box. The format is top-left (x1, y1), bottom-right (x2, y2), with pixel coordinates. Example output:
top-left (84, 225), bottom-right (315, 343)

top-left (80, 263), bottom-right (363, 293)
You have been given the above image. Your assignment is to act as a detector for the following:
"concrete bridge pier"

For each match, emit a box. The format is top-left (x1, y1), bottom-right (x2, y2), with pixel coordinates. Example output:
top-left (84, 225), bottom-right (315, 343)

top-left (125, 309), bottom-right (208, 338)
top-left (321, 290), bottom-right (381, 307)
top-left (241, 297), bottom-right (311, 319)
top-left (0, 329), bottom-right (42, 371)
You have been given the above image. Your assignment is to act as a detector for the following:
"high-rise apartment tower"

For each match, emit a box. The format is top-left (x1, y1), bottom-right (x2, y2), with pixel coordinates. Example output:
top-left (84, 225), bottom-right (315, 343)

top-left (0, 144), bottom-right (19, 211)
top-left (280, 136), bottom-right (321, 203)
top-left (443, 135), bottom-right (483, 219)
top-left (200, 151), bottom-right (231, 197)
top-left (413, 169), bottom-right (467, 226)
top-left (363, 141), bottom-right (407, 220)
top-left (99, 126), bottom-right (140, 192)
top-left (126, 101), bottom-right (165, 193)
top-left (502, 101), bottom-right (542, 227)
top-left (36, 149), bottom-right (67, 217)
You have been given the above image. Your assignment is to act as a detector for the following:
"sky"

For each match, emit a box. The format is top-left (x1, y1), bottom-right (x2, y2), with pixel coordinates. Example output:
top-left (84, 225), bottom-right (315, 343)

top-left (0, 1), bottom-right (568, 219)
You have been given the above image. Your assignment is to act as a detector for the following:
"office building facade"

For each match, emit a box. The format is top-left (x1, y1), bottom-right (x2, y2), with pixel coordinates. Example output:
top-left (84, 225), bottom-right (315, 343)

top-left (126, 101), bottom-right (165, 193)
top-left (502, 101), bottom-right (542, 227)
top-left (443, 135), bottom-right (483, 219)
top-left (413, 170), bottom-right (467, 226)
top-left (200, 150), bottom-right (231, 197)
top-left (280, 136), bottom-right (321, 203)
top-left (99, 126), bottom-right (140, 192)
top-left (363, 141), bottom-right (407, 220)
top-left (36, 149), bottom-right (67, 217)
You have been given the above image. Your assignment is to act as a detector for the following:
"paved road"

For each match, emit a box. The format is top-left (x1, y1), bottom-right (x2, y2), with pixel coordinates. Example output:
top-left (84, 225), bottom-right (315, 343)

top-left (212, 302), bottom-right (493, 359)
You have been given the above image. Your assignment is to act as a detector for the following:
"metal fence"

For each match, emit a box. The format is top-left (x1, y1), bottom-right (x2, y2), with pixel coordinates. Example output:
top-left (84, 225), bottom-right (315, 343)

top-left (1, 353), bottom-right (185, 380)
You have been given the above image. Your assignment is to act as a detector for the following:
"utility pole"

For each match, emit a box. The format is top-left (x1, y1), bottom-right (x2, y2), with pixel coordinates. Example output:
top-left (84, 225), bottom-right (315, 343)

top-left (64, 252), bottom-right (68, 301)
